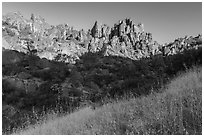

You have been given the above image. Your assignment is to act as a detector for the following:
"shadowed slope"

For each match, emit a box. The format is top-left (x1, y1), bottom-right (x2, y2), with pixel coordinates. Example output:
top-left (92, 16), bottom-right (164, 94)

top-left (15, 67), bottom-right (202, 135)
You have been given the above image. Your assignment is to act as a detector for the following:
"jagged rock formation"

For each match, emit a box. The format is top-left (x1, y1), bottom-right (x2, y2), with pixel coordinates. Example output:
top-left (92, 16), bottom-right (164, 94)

top-left (3, 12), bottom-right (202, 64)
top-left (161, 34), bottom-right (202, 56)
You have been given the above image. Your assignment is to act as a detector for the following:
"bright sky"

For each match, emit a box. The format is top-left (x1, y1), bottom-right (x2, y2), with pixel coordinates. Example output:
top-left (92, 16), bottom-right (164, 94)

top-left (2, 2), bottom-right (202, 44)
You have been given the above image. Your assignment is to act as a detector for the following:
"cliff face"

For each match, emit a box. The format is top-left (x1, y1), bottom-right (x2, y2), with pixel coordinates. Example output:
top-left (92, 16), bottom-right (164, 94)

top-left (3, 12), bottom-right (201, 64)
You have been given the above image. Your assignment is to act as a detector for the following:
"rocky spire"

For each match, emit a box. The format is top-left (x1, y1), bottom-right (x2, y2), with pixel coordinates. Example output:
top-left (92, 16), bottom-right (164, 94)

top-left (137, 23), bottom-right (144, 32)
top-left (91, 21), bottom-right (99, 38)
top-left (30, 13), bottom-right (35, 32)
top-left (31, 13), bottom-right (35, 22)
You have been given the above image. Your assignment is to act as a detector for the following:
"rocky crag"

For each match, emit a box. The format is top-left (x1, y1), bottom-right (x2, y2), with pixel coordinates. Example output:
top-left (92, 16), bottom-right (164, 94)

top-left (2, 12), bottom-right (202, 134)
top-left (3, 12), bottom-right (202, 63)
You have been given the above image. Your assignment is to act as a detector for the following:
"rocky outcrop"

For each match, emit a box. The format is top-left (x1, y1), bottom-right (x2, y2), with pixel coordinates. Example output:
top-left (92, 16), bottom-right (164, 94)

top-left (161, 35), bottom-right (202, 56)
top-left (2, 12), bottom-right (202, 64)
top-left (91, 21), bottom-right (100, 38)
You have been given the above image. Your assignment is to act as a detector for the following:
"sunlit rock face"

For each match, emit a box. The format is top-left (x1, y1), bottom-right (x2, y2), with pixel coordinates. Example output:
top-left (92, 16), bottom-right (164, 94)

top-left (2, 12), bottom-right (202, 64)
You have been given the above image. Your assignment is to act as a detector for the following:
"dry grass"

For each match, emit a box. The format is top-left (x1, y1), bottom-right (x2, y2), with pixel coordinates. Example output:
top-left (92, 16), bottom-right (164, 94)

top-left (14, 67), bottom-right (202, 135)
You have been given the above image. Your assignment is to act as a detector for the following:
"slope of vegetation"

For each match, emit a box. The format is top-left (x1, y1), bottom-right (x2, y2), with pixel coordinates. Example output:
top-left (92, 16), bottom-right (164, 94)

top-left (2, 47), bottom-right (201, 134)
top-left (14, 66), bottom-right (202, 135)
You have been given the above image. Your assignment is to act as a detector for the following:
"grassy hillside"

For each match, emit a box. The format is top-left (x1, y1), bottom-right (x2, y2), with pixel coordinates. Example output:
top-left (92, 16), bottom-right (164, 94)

top-left (14, 66), bottom-right (202, 135)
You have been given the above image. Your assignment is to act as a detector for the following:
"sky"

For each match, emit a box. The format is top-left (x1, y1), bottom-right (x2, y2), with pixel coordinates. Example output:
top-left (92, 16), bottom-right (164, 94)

top-left (2, 2), bottom-right (202, 44)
